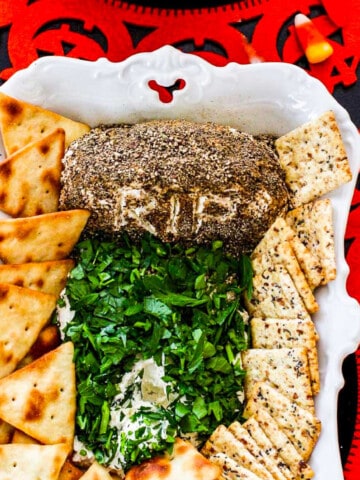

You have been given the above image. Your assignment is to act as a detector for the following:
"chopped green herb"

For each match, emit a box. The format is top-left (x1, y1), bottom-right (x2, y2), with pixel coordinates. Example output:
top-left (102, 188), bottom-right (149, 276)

top-left (60, 233), bottom-right (252, 471)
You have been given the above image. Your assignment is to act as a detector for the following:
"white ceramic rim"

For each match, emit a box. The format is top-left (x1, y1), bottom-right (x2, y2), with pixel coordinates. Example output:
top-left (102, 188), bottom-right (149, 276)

top-left (1, 45), bottom-right (360, 480)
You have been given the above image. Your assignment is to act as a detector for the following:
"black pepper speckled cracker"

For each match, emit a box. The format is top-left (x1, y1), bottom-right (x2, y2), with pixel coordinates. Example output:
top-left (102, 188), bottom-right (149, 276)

top-left (241, 348), bottom-right (314, 412)
top-left (275, 111), bottom-right (352, 207)
top-left (286, 199), bottom-right (336, 285)
top-left (243, 382), bottom-right (321, 462)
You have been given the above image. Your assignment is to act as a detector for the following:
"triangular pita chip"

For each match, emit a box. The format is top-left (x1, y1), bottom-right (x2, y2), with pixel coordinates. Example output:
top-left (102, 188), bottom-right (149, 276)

top-left (0, 259), bottom-right (74, 297)
top-left (0, 91), bottom-right (90, 155)
top-left (127, 438), bottom-right (221, 480)
top-left (275, 110), bottom-right (352, 207)
top-left (0, 419), bottom-right (13, 444)
top-left (79, 462), bottom-right (113, 480)
top-left (0, 209), bottom-right (90, 263)
top-left (11, 428), bottom-right (39, 444)
top-left (241, 348), bottom-right (314, 412)
top-left (18, 325), bottom-right (61, 368)
top-left (243, 381), bottom-right (321, 461)
top-left (0, 128), bottom-right (65, 217)
top-left (59, 460), bottom-right (84, 480)
top-left (0, 443), bottom-right (68, 480)
top-left (250, 317), bottom-right (320, 395)
top-left (0, 342), bottom-right (76, 452)
top-left (0, 283), bottom-right (57, 378)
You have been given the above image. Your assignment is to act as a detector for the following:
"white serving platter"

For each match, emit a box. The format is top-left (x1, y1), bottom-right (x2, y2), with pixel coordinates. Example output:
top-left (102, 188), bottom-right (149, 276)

top-left (1, 45), bottom-right (360, 480)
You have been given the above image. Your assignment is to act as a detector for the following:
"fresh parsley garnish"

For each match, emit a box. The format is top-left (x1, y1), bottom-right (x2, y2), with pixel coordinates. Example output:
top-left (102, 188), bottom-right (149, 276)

top-left (61, 233), bottom-right (252, 470)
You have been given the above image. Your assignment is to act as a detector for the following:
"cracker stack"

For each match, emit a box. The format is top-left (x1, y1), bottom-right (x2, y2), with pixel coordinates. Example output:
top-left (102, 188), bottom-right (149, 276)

top-left (202, 111), bottom-right (352, 480)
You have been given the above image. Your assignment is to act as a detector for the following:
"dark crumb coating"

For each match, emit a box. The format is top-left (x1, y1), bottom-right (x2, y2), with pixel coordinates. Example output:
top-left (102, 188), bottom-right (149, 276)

top-left (59, 120), bottom-right (289, 255)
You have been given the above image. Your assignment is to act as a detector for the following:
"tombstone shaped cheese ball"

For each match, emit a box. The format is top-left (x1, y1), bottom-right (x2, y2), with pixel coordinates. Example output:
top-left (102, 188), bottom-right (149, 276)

top-left (59, 120), bottom-right (289, 255)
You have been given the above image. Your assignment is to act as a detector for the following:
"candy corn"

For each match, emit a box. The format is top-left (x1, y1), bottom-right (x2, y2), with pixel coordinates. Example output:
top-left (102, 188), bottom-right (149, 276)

top-left (294, 13), bottom-right (334, 64)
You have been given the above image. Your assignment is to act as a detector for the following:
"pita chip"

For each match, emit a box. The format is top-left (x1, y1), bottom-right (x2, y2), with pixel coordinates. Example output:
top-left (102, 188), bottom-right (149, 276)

top-left (127, 438), bottom-right (221, 480)
top-left (11, 428), bottom-right (39, 444)
top-left (0, 420), bottom-right (13, 444)
top-left (0, 128), bottom-right (65, 217)
top-left (243, 381), bottom-right (321, 461)
top-left (0, 259), bottom-right (74, 297)
top-left (59, 460), bottom-right (84, 480)
top-left (286, 199), bottom-right (336, 284)
top-left (0, 443), bottom-right (68, 480)
top-left (0, 341), bottom-right (76, 453)
top-left (0, 209), bottom-right (90, 263)
top-left (18, 324), bottom-right (61, 368)
top-left (241, 348), bottom-right (315, 412)
top-left (0, 91), bottom-right (90, 155)
top-left (0, 283), bottom-right (57, 378)
top-left (250, 317), bottom-right (320, 395)
top-left (79, 462), bottom-right (113, 480)
top-left (275, 111), bottom-right (352, 207)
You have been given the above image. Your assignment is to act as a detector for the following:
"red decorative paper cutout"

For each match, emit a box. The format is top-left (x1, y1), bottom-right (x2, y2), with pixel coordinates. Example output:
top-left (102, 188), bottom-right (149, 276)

top-left (0, 0), bottom-right (360, 93)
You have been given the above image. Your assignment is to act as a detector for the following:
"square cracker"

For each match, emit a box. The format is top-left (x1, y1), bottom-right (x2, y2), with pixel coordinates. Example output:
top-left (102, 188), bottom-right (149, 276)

top-left (228, 421), bottom-right (289, 480)
top-left (241, 348), bottom-right (314, 412)
top-left (250, 317), bottom-right (320, 395)
top-left (290, 235), bottom-right (323, 291)
top-left (0, 128), bottom-right (65, 217)
top-left (286, 199), bottom-right (336, 284)
top-left (251, 240), bottom-right (318, 314)
top-left (249, 409), bottom-right (314, 480)
top-left (202, 424), bottom-right (274, 480)
top-left (252, 216), bottom-right (323, 290)
top-left (0, 91), bottom-right (90, 154)
top-left (245, 264), bottom-right (310, 320)
top-left (0, 209), bottom-right (90, 263)
top-left (0, 342), bottom-right (76, 453)
top-left (206, 452), bottom-right (264, 480)
top-left (242, 416), bottom-right (294, 480)
top-left (275, 111), bottom-right (352, 207)
top-left (243, 381), bottom-right (321, 461)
